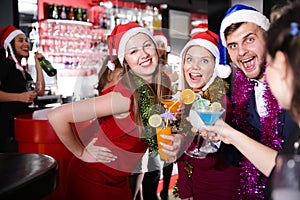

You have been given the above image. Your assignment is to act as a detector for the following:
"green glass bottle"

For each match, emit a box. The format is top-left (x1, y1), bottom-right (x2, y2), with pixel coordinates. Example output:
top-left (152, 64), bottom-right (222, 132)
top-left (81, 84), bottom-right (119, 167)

top-left (39, 58), bottom-right (57, 77)
top-left (76, 8), bottom-right (82, 21)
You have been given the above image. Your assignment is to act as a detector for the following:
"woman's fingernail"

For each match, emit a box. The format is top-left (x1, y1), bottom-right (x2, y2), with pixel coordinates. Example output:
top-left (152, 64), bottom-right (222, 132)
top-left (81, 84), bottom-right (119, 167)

top-left (159, 142), bottom-right (165, 147)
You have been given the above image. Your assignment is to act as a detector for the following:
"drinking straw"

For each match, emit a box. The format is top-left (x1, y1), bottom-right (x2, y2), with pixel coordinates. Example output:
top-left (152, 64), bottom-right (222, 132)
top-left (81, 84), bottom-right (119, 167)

top-left (168, 100), bottom-right (179, 112)
top-left (166, 100), bottom-right (180, 127)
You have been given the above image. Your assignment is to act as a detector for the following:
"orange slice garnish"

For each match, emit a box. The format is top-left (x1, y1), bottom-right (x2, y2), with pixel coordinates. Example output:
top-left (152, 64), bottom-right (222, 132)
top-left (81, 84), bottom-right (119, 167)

top-left (180, 89), bottom-right (195, 104)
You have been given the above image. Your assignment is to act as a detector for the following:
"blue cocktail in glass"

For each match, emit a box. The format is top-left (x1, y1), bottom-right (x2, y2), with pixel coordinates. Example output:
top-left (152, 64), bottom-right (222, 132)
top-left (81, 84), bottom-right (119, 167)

top-left (186, 99), bottom-right (226, 158)
top-left (198, 108), bottom-right (225, 125)
top-left (198, 107), bottom-right (225, 153)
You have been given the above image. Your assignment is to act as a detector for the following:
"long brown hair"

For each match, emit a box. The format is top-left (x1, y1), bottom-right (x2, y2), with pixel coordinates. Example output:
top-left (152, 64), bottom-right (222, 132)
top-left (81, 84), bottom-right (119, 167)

top-left (266, 1), bottom-right (300, 120)
top-left (120, 59), bottom-right (171, 129)
top-left (97, 55), bottom-right (123, 92)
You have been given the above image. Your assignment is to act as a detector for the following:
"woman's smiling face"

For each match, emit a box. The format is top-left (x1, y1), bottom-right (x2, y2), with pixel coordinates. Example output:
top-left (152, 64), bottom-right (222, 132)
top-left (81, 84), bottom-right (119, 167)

top-left (124, 33), bottom-right (158, 81)
top-left (183, 46), bottom-right (215, 89)
top-left (14, 34), bottom-right (30, 59)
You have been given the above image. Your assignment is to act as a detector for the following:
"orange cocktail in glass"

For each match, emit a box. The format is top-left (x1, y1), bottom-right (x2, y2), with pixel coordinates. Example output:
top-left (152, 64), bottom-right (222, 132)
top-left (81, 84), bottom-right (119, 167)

top-left (160, 95), bottom-right (179, 113)
top-left (156, 126), bottom-right (174, 161)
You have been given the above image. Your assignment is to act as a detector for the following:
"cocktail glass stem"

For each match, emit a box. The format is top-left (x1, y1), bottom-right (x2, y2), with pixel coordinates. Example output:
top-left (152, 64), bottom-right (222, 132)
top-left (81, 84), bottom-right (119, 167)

top-left (184, 134), bottom-right (207, 159)
top-left (199, 133), bottom-right (218, 153)
top-left (186, 107), bottom-right (224, 158)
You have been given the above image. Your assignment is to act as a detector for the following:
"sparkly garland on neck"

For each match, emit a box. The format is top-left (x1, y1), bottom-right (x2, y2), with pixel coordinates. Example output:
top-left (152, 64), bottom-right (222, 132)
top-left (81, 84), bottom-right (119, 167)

top-left (180, 77), bottom-right (229, 137)
top-left (132, 75), bottom-right (158, 156)
top-left (202, 77), bottom-right (229, 102)
top-left (232, 68), bottom-right (283, 200)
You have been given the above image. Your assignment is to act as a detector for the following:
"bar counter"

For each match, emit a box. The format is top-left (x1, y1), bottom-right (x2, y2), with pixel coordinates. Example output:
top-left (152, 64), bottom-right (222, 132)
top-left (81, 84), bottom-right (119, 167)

top-left (14, 113), bottom-right (73, 200)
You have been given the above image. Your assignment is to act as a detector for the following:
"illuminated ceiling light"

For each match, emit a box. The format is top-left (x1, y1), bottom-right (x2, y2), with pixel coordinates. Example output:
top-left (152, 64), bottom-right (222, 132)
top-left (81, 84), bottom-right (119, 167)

top-left (160, 4), bottom-right (168, 9)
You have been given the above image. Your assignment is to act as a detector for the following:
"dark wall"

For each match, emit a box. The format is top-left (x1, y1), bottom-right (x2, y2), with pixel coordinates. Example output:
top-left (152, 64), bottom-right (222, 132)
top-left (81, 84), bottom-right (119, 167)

top-left (0, 0), bottom-right (19, 28)
top-left (263, 0), bottom-right (294, 19)
top-left (208, 0), bottom-right (230, 34)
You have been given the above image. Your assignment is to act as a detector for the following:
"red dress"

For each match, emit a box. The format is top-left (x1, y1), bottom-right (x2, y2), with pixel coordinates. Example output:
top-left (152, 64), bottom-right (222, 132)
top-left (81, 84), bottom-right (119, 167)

top-left (64, 83), bottom-right (148, 200)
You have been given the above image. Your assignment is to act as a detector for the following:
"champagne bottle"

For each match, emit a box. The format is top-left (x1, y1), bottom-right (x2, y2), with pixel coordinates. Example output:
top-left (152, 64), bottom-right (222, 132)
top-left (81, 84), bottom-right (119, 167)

top-left (38, 58), bottom-right (57, 77)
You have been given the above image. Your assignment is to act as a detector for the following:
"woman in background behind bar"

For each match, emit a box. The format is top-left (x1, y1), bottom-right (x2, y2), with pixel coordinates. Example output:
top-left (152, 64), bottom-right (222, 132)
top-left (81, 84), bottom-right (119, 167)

top-left (0, 25), bottom-right (45, 152)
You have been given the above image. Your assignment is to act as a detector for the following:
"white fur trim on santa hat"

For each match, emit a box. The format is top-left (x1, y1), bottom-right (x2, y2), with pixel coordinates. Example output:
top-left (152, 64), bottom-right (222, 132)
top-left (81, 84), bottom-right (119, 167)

top-left (4, 29), bottom-right (24, 50)
top-left (154, 35), bottom-right (168, 46)
top-left (154, 35), bottom-right (171, 52)
top-left (190, 27), bottom-right (208, 36)
top-left (4, 29), bottom-right (25, 71)
top-left (220, 9), bottom-right (270, 47)
top-left (8, 44), bottom-right (23, 71)
top-left (180, 39), bottom-right (219, 61)
top-left (118, 27), bottom-right (156, 65)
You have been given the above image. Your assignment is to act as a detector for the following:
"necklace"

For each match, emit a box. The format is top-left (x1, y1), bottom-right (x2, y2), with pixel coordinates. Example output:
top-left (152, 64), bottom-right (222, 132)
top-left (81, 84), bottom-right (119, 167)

top-left (232, 68), bottom-right (283, 199)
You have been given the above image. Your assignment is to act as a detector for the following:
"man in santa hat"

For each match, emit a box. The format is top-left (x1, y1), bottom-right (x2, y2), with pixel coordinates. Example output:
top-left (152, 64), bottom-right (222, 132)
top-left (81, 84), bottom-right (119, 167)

top-left (201, 4), bottom-right (297, 199)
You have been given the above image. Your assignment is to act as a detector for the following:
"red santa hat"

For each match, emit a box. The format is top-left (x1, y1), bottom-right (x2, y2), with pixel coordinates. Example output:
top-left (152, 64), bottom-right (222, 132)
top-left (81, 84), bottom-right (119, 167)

top-left (178, 30), bottom-right (231, 91)
top-left (190, 23), bottom-right (208, 37)
top-left (107, 22), bottom-right (157, 70)
top-left (0, 25), bottom-right (25, 71)
top-left (153, 31), bottom-right (171, 52)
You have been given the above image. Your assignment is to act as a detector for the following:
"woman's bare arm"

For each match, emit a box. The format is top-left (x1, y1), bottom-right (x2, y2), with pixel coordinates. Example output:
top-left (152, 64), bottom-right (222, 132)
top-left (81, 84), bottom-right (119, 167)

top-left (47, 92), bottom-right (130, 161)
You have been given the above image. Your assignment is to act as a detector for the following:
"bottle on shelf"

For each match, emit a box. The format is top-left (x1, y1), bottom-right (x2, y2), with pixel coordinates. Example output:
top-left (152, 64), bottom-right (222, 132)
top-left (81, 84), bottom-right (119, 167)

top-left (76, 8), bottom-right (82, 21)
top-left (52, 4), bottom-right (59, 19)
top-left (47, 4), bottom-right (54, 19)
top-left (60, 6), bottom-right (67, 20)
top-left (82, 9), bottom-right (88, 22)
top-left (38, 57), bottom-right (57, 77)
top-left (67, 7), bottom-right (74, 20)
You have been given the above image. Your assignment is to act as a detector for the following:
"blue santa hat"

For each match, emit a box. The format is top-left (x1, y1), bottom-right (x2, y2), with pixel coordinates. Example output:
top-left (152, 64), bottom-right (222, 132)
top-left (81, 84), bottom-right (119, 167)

top-left (218, 4), bottom-right (270, 75)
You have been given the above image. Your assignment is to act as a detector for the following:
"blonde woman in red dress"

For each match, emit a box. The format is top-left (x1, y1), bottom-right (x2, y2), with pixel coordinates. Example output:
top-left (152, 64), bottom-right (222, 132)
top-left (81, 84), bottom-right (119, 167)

top-left (48, 22), bottom-right (182, 200)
